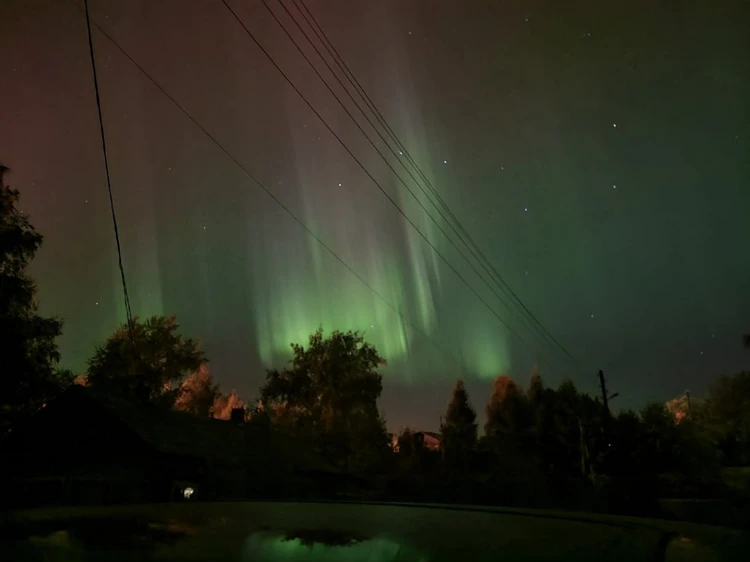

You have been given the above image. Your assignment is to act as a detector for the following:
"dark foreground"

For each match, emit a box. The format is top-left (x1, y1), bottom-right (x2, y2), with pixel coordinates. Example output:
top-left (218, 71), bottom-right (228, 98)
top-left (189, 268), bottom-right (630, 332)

top-left (1, 501), bottom-right (748, 561)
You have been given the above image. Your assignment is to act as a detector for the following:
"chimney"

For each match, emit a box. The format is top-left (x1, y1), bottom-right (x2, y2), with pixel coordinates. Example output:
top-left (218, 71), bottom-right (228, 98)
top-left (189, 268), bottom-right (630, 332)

top-left (230, 407), bottom-right (245, 425)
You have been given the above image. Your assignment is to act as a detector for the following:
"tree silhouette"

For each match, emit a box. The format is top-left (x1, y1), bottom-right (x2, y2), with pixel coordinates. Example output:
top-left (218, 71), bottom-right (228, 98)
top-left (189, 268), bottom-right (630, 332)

top-left (441, 379), bottom-right (477, 462)
top-left (87, 315), bottom-right (205, 407)
top-left (1, 165), bottom-right (71, 428)
top-left (527, 366), bottom-right (544, 407)
top-left (702, 371), bottom-right (750, 465)
top-left (213, 389), bottom-right (246, 420)
top-left (174, 363), bottom-right (219, 417)
top-left (485, 375), bottom-right (531, 436)
top-left (261, 327), bottom-right (387, 470)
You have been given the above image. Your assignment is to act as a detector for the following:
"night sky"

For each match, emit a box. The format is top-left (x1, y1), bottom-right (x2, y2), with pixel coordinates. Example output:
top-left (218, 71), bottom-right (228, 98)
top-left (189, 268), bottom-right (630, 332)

top-left (2, 0), bottom-right (748, 431)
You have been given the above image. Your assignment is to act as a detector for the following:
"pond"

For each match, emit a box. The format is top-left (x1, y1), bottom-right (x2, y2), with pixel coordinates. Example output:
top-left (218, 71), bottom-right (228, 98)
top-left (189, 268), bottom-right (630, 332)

top-left (1, 501), bottom-right (746, 561)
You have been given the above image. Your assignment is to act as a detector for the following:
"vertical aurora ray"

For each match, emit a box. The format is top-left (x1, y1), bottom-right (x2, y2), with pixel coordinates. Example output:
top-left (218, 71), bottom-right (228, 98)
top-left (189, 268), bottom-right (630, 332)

top-left (249, 94), bottom-right (425, 367)
top-left (242, 2), bottom-right (514, 381)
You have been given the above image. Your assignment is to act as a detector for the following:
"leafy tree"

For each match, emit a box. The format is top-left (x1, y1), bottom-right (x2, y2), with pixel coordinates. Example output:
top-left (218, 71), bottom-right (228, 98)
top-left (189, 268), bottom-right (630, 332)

top-left (485, 375), bottom-right (531, 436)
top-left (174, 364), bottom-right (219, 417)
top-left (441, 379), bottom-right (477, 463)
top-left (549, 379), bottom-right (608, 478)
top-left (213, 389), bottom-right (246, 420)
top-left (701, 371), bottom-right (750, 465)
top-left (87, 315), bottom-right (205, 407)
top-left (261, 327), bottom-right (387, 471)
top-left (527, 366), bottom-right (544, 407)
top-left (395, 427), bottom-right (419, 457)
top-left (1, 165), bottom-right (71, 428)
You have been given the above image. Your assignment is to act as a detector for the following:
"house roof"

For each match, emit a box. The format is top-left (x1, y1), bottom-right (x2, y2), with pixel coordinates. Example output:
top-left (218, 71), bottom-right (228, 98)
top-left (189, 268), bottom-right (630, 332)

top-left (417, 431), bottom-right (442, 441)
top-left (25, 386), bottom-right (341, 476)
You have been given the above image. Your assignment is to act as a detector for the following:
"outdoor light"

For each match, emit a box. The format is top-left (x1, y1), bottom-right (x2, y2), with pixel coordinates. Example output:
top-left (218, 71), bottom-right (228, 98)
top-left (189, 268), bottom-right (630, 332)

top-left (183, 487), bottom-right (194, 499)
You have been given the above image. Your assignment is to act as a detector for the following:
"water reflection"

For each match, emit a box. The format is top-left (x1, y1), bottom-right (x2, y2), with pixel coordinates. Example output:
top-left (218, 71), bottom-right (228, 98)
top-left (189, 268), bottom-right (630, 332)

top-left (243, 530), bottom-right (429, 561)
top-left (10, 519), bottom-right (428, 561)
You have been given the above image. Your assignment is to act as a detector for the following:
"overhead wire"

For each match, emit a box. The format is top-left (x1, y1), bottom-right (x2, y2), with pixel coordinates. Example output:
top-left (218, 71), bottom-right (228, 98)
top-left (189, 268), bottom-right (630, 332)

top-left (83, 0), bottom-right (139, 356)
top-left (220, 0), bottom-right (563, 370)
top-left (74, 6), bottom-right (470, 376)
top-left (266, 0), bottom-right (541, 340)
top-left (291, 0), bottom-right (578, 366)
top-left (259, 0), bottom-right (575, 369)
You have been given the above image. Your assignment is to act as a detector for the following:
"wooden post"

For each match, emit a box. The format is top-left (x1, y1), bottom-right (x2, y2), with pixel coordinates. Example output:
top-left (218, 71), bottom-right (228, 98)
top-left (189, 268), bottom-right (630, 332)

top-left (598, 370), bottom-right (610, 416)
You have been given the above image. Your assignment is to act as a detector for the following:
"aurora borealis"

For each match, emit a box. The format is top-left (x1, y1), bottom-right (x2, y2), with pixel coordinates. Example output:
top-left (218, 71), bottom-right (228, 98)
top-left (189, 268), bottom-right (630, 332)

top-left (2, 0), bottom-right (749, 430)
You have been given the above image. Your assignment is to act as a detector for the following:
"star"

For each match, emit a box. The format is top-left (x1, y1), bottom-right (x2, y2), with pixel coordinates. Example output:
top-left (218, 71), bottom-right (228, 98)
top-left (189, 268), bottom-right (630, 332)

top-left (590, 314), bottom-right (594, 318)
top-left (202, 225), bottom-right (207, 230)
top-left (443, 160), bottom-right (447, 164)
top-left (167, 167), bottom-right (171, 171)
top-left (613, 184), bottom-right (617, 189)
top-left (338, 183), bottom-right (342, 187)
top-left (95, 302), bottom-right (99, 306)
top-left (613, 123), bottom-right (617, 128)
top-left (524, 207), bottom-right (528, 212)
top-left (398, 151), bottom-right (403, 155)
top-left (84, 199), bottom-right (88, 203)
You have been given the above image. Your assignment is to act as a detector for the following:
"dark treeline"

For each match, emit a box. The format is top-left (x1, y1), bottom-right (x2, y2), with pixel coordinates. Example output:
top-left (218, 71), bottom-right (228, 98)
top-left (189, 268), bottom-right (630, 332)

top-left (2, 164), bottom-right (749, 521)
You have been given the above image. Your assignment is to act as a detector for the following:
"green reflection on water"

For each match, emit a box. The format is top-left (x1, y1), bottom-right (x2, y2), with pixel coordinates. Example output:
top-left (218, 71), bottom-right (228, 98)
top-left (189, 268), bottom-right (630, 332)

top-left (243, 532), bottom-right (429, 562)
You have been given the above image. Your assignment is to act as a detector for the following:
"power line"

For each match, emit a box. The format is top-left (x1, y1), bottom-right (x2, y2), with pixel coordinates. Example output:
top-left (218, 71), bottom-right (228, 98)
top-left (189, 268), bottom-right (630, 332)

top-left (221, 0), bottom-right (563, 370)
top-left (83, 0), bottom-right (138, 353)
top-left (289, 0), bottom-right (577, 366)
top-left (266, 0), bottom-right (539, 344)
top-left (270, 0), bottom-right (575, 366)
top-left (75, 8), bottom-right (468, 376)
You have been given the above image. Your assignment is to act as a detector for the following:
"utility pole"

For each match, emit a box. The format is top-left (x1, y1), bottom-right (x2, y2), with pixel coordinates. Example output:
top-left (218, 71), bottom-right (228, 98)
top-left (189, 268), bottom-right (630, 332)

top-left (598, 370), bottom-right (609, 415)
top-left (598, 370), bottom-right (619, 417)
